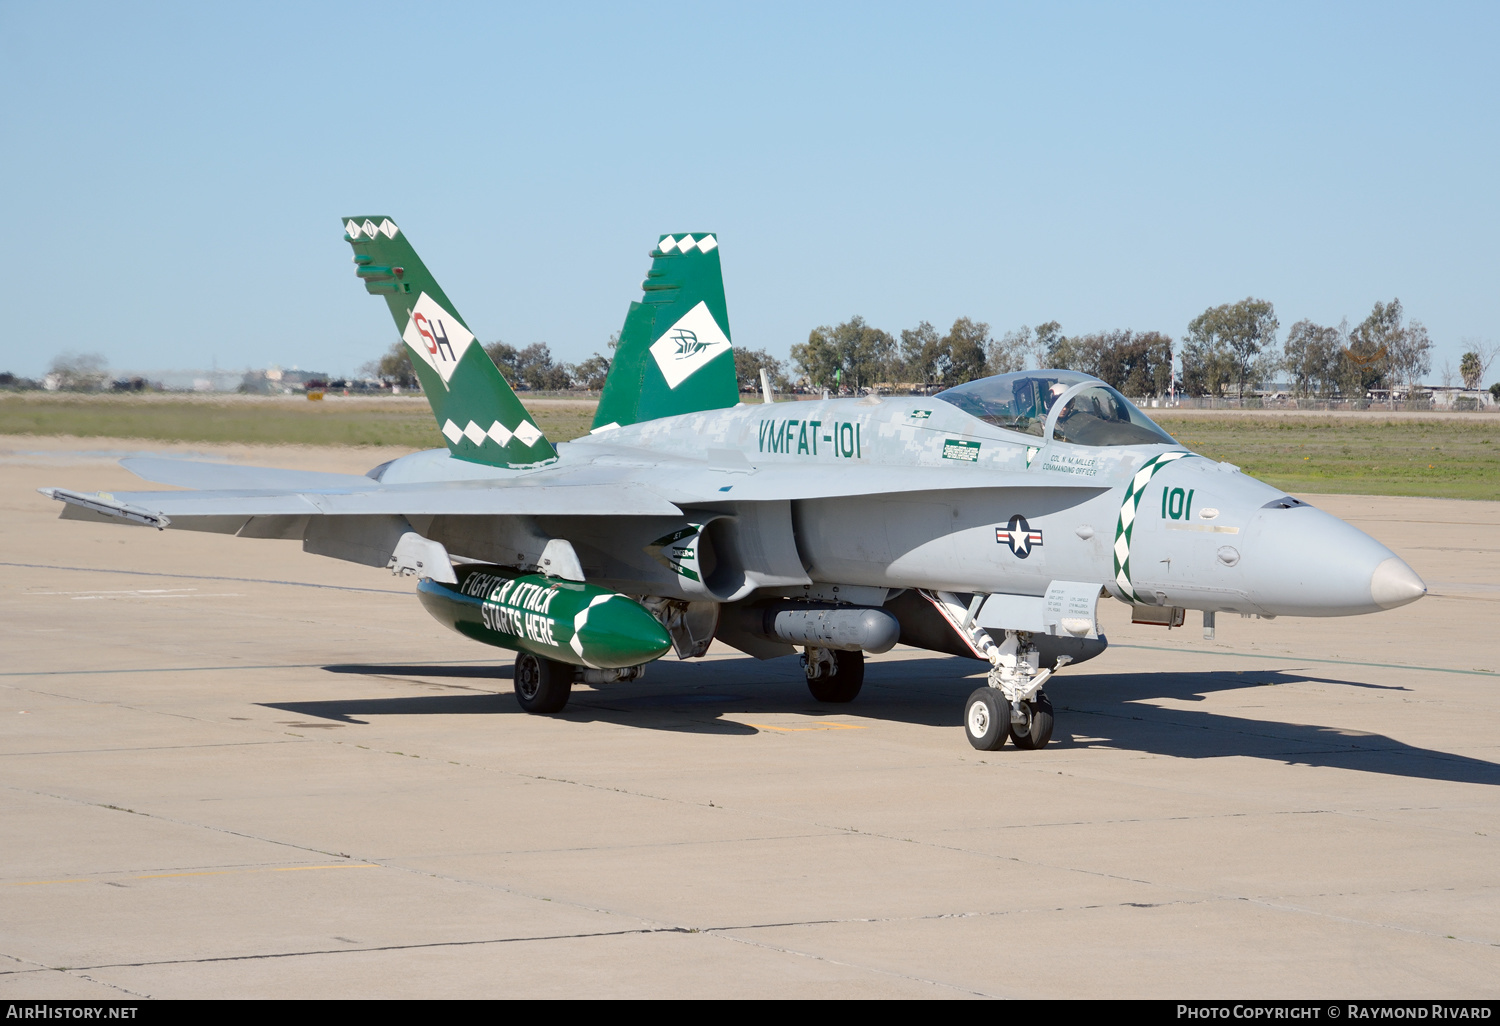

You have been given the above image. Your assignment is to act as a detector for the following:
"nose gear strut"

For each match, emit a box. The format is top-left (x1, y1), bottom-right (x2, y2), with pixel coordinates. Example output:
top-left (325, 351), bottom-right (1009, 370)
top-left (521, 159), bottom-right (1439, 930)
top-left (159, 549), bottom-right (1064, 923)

top-left (923, 590), bottom-right (1071, 751)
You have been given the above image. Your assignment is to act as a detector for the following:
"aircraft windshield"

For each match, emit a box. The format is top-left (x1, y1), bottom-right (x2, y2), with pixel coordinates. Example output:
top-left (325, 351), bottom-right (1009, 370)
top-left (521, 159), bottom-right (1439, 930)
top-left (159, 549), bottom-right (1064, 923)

top-left (934, 371), bottom-right (1094, 438)
top-left (935, 371), bottom-right (1178, 447)
top-left (1051, 384), bottom-right (1178, 446)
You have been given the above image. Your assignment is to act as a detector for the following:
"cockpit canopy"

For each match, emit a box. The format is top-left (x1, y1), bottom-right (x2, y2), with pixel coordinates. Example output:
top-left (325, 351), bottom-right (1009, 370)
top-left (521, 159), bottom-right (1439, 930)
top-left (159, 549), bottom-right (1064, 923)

top-left (934, 370), bottom-right (1178, 447)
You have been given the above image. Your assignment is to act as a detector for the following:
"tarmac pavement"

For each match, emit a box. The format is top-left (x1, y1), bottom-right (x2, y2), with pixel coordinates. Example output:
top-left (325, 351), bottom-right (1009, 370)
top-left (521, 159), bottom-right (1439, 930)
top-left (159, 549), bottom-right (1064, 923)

top-left (1, 439), bottom-right (1497, 998)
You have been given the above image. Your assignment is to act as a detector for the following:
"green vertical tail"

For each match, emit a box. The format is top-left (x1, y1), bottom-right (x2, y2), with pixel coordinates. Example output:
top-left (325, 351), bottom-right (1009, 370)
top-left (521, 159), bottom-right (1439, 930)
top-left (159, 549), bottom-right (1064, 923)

top-left (591, 233), bottom-right (741, 431)
top-left (343, 216), bottom-right (554, 468)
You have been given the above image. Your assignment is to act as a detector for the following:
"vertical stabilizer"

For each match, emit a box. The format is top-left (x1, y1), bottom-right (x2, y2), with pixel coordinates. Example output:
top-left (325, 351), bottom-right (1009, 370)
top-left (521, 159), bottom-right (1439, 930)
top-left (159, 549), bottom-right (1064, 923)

top-left (592, 233), bottom-right (741, 431)
top-left (343, 217), bottom-right (554, 468)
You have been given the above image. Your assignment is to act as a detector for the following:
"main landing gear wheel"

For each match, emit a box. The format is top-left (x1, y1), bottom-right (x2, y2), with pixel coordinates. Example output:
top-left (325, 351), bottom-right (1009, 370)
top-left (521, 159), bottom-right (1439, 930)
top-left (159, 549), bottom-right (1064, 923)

top-left (805, 649), bottom-right (864, 703)
top-left (513, 651), bottom-right (573, 714)
top-left (1009, 691), bottom-right (1055, 750)
top-left (964, 688), bottom-right (1008, 751)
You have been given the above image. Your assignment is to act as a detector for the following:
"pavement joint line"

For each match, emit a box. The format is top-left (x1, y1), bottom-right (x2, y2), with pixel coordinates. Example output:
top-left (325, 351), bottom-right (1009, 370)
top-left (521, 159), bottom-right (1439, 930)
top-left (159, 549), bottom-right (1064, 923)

top-left (13, 927), bottom-right (703, 974)
top-left (377, 831), bottom-right (836, 861)
top-left (0, 950), bottom-right (150, 998)
top-left (3, 864), bottom-right (382, 887)
top-left (0, 561), bottom-right (410, 596)
top-left (708, 864), bottom-right (1500, 956)
top-left (64, 972), bottom-right (152, 999)
top-left (6, 785), bottom-right (366, 863)
top-left (1111, 643), bottom-right (1499, 676)
top-left (7, 764), bottom-right (718, 941)
top-left (13, 923), bottom-right (991, 998)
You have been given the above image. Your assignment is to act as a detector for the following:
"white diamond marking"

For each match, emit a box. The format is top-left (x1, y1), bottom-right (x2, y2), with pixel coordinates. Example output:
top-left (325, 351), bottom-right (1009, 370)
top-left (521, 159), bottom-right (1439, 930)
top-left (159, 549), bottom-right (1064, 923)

top-left (441, 419), bottom-right (464, 444)
top-left (487, 421), bottom-right (513, 446)
top-left (362, 219), bottom-right (378, 238)
top-left (696, 234), bottom-right (717, 253)
top-left (658, 235), bottom-right (678, 253)
top-left (378, 218), bottom-right (398, 238)
top-left (513, 421), bottom-right (543, 447)
top-left (345, 219), bottom-right (361, 239)
top-left (463, 420), bottom-right (487, 445)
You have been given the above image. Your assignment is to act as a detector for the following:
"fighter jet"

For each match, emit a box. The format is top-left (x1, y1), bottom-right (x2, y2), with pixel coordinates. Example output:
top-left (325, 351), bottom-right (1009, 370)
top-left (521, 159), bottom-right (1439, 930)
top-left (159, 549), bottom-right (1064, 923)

top-left (41, 217), bottom-right (1428, 751)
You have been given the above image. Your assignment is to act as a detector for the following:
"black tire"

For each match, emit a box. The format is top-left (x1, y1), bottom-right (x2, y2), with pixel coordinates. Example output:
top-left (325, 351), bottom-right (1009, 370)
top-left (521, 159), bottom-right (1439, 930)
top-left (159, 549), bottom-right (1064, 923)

top-left (1010, 691), bottom-right (1055, 750)
top-left (806, 649), bottom-right (864, 703)
top-left (513, 651), bottom-right (573, 714)
top-left (964, 687), bottom-right (1007, 751)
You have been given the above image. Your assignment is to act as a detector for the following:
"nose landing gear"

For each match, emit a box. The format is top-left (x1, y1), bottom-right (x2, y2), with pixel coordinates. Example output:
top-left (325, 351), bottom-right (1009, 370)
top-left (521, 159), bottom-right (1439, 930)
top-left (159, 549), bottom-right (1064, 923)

top-left (963, 630), bottom-right (1067, 751)
top-left (924, 590), bottom-right (1071, 751)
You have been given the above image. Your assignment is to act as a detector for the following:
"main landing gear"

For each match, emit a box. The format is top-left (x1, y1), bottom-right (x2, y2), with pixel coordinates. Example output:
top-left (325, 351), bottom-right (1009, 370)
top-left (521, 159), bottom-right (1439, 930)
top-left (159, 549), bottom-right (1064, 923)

top-left (962, 630), bottom-right (1068, 752)
top-left (513, 651), bottom-right (573, 713)
top-left (802, 647), bottom-right (864, 703)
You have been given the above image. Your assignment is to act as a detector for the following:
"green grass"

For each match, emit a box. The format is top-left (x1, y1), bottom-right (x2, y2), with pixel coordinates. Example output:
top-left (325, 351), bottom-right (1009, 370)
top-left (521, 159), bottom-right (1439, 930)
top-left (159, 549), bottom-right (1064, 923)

top-left (0, 394), bottom-right (599, 447)
top-left (1150, 415), bottom-right (1500, 501)
top-left (4, 395), bottom-right (1497, 500)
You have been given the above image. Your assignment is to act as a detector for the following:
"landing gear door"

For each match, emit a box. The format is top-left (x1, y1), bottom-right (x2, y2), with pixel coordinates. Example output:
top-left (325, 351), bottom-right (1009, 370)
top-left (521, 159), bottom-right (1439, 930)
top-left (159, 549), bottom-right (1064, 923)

top-left (978, 580), bottom-right (1101, 640)
top-left (1042, 580), bottom-right (1102, 639)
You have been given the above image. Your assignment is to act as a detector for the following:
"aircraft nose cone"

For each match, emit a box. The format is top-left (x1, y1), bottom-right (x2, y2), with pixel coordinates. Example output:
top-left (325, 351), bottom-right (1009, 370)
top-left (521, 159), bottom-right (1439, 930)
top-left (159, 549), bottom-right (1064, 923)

top-left (1241, 506), bottom-right (1423, 617)
top-left (1370, 556), bottom-right (1426, 609)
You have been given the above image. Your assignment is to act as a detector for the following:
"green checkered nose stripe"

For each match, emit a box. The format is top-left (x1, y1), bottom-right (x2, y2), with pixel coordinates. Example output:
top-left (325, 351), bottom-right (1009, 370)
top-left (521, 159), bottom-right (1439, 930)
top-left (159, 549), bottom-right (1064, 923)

top-left (1113, 451), bottom-right (1194, 602)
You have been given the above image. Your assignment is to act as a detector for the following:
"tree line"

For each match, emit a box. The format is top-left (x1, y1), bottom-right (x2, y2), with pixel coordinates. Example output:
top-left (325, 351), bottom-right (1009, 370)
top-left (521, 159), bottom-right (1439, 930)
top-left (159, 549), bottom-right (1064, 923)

top-left (360, 295), bottom-right (1493, 401)
top-left (757, 297), bottom-right (1491, 399)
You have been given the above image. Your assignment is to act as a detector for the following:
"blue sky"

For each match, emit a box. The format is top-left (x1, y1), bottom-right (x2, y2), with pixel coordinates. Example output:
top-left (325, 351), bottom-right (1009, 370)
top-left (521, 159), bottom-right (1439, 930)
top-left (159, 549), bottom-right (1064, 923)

top-left (2, 2), bottom-right (1495, 382)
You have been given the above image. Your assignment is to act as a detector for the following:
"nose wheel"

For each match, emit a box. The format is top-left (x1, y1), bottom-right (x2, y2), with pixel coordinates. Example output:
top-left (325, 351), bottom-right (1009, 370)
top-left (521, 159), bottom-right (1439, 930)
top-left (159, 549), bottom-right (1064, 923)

top-left (965, 688), bottom-right (1007, 750)
top-left (965, 688), bottom-right (1055, 751)
top-left (1009, 691), bottom-right (1055, 749)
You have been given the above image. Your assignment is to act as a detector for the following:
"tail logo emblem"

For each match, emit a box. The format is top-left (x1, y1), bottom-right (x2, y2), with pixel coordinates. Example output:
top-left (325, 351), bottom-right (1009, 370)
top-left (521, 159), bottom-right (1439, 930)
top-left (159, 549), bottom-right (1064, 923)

top-left (648, 301), bottom-right (732, 389)
top-left (670, 328), bottom-right (709, 359)
top-left (402, 292), bottom-right (476, 386)
top-left (413, 313), bottom-right (457, 362)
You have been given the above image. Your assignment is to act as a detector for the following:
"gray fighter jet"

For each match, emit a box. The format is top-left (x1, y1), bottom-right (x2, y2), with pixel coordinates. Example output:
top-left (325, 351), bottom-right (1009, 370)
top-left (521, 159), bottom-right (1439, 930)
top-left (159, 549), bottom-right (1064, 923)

top-left (42, 219), bottom-right (1428, 750)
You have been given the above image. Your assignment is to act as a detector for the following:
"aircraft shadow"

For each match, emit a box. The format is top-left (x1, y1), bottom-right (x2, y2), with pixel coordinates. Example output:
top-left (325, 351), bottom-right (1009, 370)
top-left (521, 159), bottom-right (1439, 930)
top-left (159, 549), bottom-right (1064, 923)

top-left (268, 655), bottom-right (1500, 785)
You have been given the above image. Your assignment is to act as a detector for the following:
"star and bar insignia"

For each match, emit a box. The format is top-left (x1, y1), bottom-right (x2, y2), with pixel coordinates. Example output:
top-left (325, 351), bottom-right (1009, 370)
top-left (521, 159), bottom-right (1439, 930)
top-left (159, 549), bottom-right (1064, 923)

top-left (996, 514), bottom-right (1043, 558)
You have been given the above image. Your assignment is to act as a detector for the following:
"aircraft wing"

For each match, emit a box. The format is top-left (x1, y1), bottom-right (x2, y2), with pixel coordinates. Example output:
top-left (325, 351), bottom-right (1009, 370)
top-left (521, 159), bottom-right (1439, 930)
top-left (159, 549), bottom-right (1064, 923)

top-left (45, 447), bottom-right (1104, 537)
top-left (40, 477), bottom-right (683, 531)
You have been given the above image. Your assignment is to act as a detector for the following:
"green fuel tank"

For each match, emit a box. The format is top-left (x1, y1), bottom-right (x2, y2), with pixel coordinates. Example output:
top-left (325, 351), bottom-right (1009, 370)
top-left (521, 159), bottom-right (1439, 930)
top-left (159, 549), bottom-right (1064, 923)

top-left (417, 565), bottom-right (673, 669)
